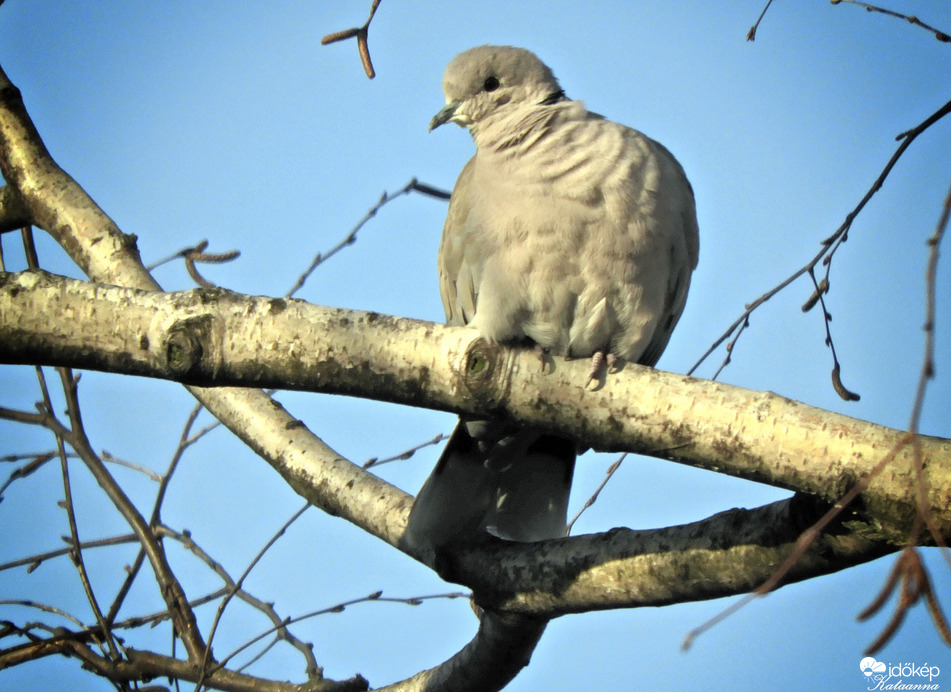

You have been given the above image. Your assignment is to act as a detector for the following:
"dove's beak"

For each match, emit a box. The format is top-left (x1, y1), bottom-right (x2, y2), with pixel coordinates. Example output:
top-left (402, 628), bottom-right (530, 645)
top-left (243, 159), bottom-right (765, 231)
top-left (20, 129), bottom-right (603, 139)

top-left (429, 99), bottom-right (462, 131)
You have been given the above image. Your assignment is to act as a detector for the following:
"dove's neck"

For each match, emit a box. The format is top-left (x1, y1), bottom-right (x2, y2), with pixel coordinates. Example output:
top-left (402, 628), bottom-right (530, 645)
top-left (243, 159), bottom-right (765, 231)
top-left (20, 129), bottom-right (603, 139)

top-left (470, 98), bottom-right (629, 198)
top-left (471, 98), bottom-right (587, 157)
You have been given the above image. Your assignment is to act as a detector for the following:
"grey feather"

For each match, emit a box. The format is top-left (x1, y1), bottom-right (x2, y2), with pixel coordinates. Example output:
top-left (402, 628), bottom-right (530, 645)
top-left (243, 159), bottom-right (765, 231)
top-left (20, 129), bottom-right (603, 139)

top-left (404, 46), bottom-right (699, 554)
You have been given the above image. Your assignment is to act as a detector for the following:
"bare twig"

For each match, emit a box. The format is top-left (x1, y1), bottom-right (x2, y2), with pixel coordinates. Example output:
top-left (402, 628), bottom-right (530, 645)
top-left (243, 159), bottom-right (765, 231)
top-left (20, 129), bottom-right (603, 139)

top-left (0, 631), bottom-right (370, 692)
top-left (285, 178), bottom-right (449, 297)
top-left (20, 225), bottom-right (38, 269)
top-left (34, 380), bottom-right (208, 661)
top-left (146, 239), bottom-right (240, 288)
top-left (2, 521), bottom-right (322, 676)
top-left (409, 179), bottom-right (452, 201)
top-left (688, 98), bottom-right (951, 383)
top-left (0, 451), bottom-right (56, 500)
top-left (847, 184), bottom-right (949, 656)
top-left (903, 182), bottom-right (951, 560)
top-left (163, 524), bottom-right (321, 677)
top-left (100, 451), bottom-right (163, 481)
top-left (566, 454), bottom-right (626, 535)
top-left (0, 450), bottom-right (63, 463)
top-left (747, 0), bottom-right (776, 41)
top-left (152, 404), bottom-right (207, 525)
top-left (214, 591), bottom-right (468, 674)
top-left (708, 316), bottom-right (746, 381)
top-left (0, 533), bottom-right (137, 573)
top-left (831, 0), bottom-right (951, 42)
top-left (321, 0), bottom-right (383, 79)
top-left (909, 183), bottom-right (948, 431)
top-left (49, 368), bottom-right (122, 661)
top-left (363, 433), bottom-right (447, 469)
top-left (857, 547), bottom-right (951, 654)
top-left (105, 403), bottom-right (210, 626)
top-left (806, 269), bottom-right (861, 401)
top-left (198, 503), bottom-right (311, 690)
top-left (0, 599), bottom-right (88, 631)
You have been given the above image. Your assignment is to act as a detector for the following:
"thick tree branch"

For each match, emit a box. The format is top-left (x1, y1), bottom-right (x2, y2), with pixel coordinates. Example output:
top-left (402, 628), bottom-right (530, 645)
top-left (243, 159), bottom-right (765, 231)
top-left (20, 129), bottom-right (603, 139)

top-left (0, 184), bottom-right (29, 233)
top-left (2, 269), bottom-right (949, 552)
top-left (447, 495), bottom-right (893, 616)
top-left (374, 611), bottom-right (547, 692)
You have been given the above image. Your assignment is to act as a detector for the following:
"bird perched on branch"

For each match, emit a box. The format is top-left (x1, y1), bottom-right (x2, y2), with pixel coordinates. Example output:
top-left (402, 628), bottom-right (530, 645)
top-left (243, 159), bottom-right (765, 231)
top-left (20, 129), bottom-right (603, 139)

top-left (404, 45), bottom-right (699, 554)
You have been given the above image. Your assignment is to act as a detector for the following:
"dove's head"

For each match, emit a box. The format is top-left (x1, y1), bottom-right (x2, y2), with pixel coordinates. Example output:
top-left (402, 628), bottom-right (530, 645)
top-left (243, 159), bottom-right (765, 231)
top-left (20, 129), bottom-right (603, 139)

top-left (430, 46), bottom-right (564, 132)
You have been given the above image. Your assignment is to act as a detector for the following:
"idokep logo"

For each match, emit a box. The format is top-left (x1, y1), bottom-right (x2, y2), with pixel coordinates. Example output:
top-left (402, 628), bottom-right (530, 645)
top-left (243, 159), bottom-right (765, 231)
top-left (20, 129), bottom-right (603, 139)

top-left (862, 658), bottom-right (888, 676)
top-left (860, 657), bottom-right (941, 690)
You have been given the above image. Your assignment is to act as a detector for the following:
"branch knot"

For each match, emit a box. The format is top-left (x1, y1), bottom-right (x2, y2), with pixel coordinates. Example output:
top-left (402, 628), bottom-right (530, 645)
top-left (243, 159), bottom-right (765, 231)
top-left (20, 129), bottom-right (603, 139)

top-left (460, 338), bottom-right (514, 412)
top-left (164, 315), bottom-right (214, 376)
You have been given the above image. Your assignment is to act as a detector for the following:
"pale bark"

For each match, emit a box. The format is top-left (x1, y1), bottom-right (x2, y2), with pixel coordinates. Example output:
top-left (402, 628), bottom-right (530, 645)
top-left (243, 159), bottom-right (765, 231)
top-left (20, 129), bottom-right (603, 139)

top-left (2, 269), bottom-right (948, 554)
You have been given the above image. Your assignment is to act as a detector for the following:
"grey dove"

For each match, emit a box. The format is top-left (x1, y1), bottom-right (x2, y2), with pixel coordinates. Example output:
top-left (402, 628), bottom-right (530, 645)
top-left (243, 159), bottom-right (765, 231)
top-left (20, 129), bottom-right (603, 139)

top-left (404, 45), bottom-right (699, 554)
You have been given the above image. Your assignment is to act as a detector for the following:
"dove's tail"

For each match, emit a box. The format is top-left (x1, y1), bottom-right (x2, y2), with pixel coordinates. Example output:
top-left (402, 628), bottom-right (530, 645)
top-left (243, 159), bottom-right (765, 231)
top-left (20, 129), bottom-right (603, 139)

top-left (403, 421), bottom-right (575, 553)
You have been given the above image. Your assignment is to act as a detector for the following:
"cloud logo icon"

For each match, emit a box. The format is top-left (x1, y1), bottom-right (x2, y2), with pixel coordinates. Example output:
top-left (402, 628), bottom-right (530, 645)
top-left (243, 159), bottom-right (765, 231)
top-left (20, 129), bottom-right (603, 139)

top-left (860, 657), bottom-right (887, 676)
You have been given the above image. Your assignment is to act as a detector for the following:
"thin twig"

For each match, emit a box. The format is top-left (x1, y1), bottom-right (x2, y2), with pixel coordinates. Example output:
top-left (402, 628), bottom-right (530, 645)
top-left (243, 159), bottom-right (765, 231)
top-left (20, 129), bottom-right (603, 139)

top-left (163, 524), bottom-right (320, 677)
top-left (0, 533), bottom-right (138, 573)
top-left (20, 225), bottom-right (38, 269)
top-left (213, 591), bottom-right (468, 673)
top-left (100, 451), bottom-right (163, 481)
top-left (197, 503), bottom-right (311, 690)
top-left (747, 0), bottom-right (776, 41)
top-left (0, 600), bottom-right (88, 631)
top-left (831, 0), bottom-right (951, 42)
top-left (146, 239), bottom-right (240, 288)
top-left (44, 368), bottom-right (122, 661)
top-left (806, 269), bottom-right (861, 401)
top-left (688, 98), bottom-right (951, 381)
top-left (285, 177), bottom-right (449, 298)
top-left (909, 183), bottom-right (948, 431)
top-left (363, 433), bottom-right (447, 469)
top-left (906, 183), bottom-right (951, 558)
top-left (321, 0), bottom-right (383, 79)
top-left (0, 406), bottom-right (48, 426)
top-left (566, 454), bottom-right (626, 535)
top-left (105, 403), bottom-right (208, 627)
top-left (36, 380), bottom-right (208, 661)
top-left (152, 404), bottom-right (206, 525)
top-left (0, 451), bottom-right (56, 500)
top-left (3, 522), bottom-right (320, 675)
top-left (0, 450), bottom-right (69, 463)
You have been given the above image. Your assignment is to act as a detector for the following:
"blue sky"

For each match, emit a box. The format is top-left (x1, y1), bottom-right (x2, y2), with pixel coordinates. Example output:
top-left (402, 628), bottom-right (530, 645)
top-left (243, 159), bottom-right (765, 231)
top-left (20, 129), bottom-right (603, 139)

top-left (0, 2), bottom-right (949, 690)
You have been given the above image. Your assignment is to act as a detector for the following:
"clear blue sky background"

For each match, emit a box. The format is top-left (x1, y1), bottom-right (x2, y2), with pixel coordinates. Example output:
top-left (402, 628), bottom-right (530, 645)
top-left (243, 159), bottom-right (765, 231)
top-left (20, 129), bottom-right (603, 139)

top-left (1, 2), bottom-right (949, 691)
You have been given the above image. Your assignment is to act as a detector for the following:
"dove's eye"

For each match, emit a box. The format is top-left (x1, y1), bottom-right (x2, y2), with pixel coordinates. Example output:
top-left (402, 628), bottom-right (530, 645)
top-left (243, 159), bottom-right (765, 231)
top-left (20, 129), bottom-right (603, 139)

top-left (483, 76), bottom-right (500, 92)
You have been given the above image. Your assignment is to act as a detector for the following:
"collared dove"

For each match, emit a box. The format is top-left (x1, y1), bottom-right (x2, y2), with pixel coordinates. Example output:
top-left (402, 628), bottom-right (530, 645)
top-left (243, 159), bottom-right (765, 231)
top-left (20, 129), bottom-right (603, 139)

top-left (404, 45), bottom-right (699, 553)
